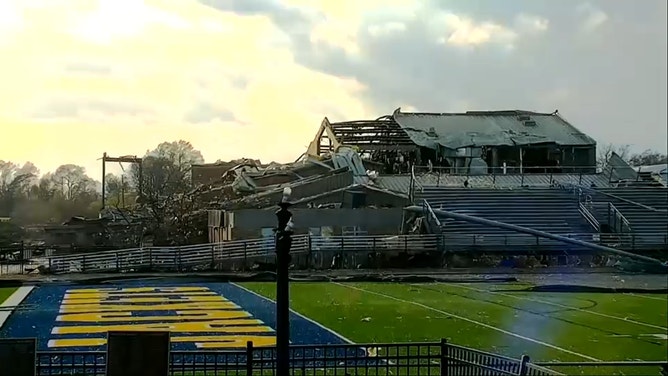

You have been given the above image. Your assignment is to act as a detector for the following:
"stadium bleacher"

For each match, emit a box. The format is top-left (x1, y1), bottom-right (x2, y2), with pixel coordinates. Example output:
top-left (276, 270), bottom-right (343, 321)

top-left (417, 187), bottom-right (598, 252)
top-left (592, 188), bottom-right (668, 249)
top-left (417, 185), bottom-right (668, 254)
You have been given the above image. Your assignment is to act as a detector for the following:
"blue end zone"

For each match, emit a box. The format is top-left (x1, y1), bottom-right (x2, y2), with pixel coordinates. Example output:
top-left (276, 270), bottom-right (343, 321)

top-left (0, 281), bottom-right (349, 351)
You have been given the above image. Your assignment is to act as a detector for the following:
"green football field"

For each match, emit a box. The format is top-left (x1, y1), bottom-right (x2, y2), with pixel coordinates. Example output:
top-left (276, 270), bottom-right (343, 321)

top-left (242, 282), bottom-right (668, 376)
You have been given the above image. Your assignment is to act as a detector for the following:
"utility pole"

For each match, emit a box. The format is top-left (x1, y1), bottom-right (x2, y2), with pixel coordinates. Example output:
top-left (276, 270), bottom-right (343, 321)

top-left (274, 187), bottom-right (294, 374)
top-left (100, 153), bottom-right (143, 209)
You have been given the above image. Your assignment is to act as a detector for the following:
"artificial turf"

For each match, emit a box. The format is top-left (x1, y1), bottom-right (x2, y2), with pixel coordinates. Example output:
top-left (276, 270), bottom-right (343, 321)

top-left (241, 282), bottom-right (668, 376)
top-left (0, 287), bottom-right (16, 304)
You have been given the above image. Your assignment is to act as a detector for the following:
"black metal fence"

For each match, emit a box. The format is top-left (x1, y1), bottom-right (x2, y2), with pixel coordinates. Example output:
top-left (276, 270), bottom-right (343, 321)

top-left (21, 339), bottom-right (564, 376)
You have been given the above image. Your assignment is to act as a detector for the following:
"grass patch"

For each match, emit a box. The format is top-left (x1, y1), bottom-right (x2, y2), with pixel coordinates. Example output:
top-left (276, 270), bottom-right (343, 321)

top-left (0, 287), bottom-right (17, 304)
top-left (241, 282), bottom-right (667, 376)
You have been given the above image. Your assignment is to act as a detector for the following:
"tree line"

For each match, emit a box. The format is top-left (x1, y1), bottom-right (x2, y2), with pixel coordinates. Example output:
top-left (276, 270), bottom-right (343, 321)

top-left (0, 141), bottom-right (205, 245)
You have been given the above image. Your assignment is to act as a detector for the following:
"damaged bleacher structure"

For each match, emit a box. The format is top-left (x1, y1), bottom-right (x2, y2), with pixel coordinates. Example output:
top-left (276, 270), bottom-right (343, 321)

top-left (193, 107), bottom-right (667, 271)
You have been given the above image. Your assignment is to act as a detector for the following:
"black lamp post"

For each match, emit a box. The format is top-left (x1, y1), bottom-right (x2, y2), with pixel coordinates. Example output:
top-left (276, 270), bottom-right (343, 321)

top-left (274, 187), bottom-right (294, 374)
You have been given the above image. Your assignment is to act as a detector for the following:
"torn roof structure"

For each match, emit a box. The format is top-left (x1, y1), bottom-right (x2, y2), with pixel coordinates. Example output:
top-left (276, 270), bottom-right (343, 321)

top-left (308, 108), bottom-right (596, 157)
top-left (307, 107), bottom-right (599, 176)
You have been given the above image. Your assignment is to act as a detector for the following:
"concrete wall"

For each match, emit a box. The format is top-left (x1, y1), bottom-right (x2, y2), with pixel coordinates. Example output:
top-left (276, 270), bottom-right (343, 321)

top-left (228, 208), bottom-right (403, 239)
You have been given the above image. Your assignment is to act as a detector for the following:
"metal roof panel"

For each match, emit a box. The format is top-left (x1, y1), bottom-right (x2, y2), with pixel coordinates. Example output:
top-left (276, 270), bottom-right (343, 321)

top-left (392, 108), bottom-right (596, 149)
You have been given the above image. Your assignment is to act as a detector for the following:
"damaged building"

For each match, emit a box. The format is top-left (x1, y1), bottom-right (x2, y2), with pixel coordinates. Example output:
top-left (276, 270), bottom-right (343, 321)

top-left (197, 107), bottom-right (608, 241)
top-left (194, 147), bottom-right (410, 241)
top-left (308, 108), bottom-right (597, 175)
top-left (24, 207), bottom-right (149, 253)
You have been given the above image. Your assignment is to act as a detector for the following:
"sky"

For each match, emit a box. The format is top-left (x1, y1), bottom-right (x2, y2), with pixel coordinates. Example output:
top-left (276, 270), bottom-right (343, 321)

top-left (0, 0), bottom-right (666, 180)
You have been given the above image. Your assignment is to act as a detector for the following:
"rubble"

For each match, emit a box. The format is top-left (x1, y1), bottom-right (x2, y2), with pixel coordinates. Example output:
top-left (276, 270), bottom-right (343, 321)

top-left (190, 146), bottom-right (408, 211)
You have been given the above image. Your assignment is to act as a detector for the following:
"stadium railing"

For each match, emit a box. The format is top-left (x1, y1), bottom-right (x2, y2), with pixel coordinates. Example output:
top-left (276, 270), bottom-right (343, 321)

top-left (31, 338), bottom-right (564, 376)
top-left (27, 230), bottom-right (668, 275)
top-left (412, 164), bottom-right (607, 187)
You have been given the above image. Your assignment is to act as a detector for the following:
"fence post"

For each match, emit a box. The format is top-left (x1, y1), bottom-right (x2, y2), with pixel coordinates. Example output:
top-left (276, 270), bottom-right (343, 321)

top-left (0, 338), bottom-right (37, 376)
top-left (519, 355), bottom-right (530, 376)
top-left (148, 248), bottom-right (153, 269)
top-left (440, 338), bottom-right (448, 376)
top-left (242, 241), bottom-right (248, 271)
top-left (307, 235), bottom-right (313, 269)
top-left (116, 252), bottom-right (120, 272)
top-left (210, 245), bottom-right (215, 265)
top-left (245, 341), bottom-right (254, 374)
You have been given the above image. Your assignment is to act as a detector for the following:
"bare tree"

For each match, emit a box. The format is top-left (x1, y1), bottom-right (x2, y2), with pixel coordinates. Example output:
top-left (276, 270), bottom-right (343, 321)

top-left (51, 164), bottom-right (96, 201)
top-left (597, 143), bottom-right (631, 169)
top-left (130, 140), bottom-right (205, 244)
top-left (628, 149), bottom-right (668, 166)
top-left (0, 161), bottom-right (39, 216)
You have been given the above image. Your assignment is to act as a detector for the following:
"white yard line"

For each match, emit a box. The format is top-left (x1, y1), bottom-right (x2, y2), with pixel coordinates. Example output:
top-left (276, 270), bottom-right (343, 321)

top-left (333, 282), bottom-right (601, 362)
top-left (624, 293), bottom-right (668, 302)
top-left (0, 286), bottom-right (34, 329)
top-left (230, 283), bottom-right (355, 344)
top-left (437, 283), bottom-right (667, 331)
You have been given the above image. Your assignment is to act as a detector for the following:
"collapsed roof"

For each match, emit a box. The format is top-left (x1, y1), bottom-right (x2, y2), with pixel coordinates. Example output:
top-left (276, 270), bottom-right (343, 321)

top-left (309, 108), bottom-right (596, 155)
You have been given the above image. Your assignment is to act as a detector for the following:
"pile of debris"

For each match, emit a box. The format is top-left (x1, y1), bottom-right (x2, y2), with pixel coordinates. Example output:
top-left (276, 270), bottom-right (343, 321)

top-left (190, 147), bottom-right (408, 210)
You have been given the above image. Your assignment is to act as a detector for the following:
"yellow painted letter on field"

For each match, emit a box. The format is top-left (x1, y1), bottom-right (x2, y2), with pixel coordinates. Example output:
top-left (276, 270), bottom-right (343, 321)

top-left (56, 310), bottom-right (251, 322)
top-left (52, 319), bottom-right (272, 334)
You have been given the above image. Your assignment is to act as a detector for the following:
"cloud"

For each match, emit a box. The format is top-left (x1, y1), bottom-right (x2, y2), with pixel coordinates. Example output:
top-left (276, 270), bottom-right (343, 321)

top-left (184, 101), bottom-right (238, 124)
top-left (430, 13), bottom-right (518, 48)
top-left (577, 3), bottom-right (608, 32)
top-left (514, 13), bottom-right (549, 33)
top-left (0, 2), bottom-right (24, 45)
top-left (66, 0), bottom-right (193, 45)
top-left (368, 22), bottom-right (408, 38)
top-left (29, 97), bottom-right (156, 121)
top-left (62, 61), bottom-right (114, 75)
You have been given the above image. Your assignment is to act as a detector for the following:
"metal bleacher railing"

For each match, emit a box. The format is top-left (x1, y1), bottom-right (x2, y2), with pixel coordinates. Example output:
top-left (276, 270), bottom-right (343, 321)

top-left (412, 164), bottom-right (604, 188)
top-left (30, 338), bottom-right (563, 376)
top-left (563, 183), bottom-right (668, 251)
